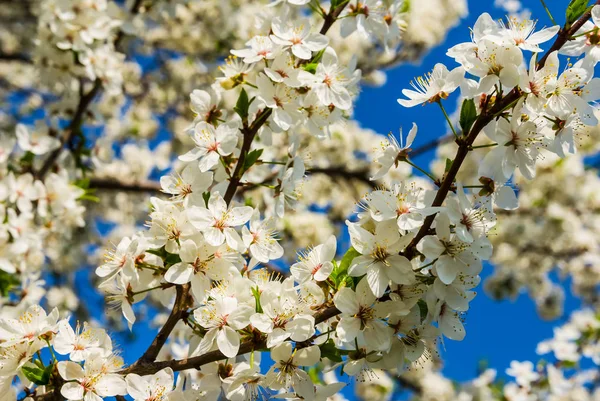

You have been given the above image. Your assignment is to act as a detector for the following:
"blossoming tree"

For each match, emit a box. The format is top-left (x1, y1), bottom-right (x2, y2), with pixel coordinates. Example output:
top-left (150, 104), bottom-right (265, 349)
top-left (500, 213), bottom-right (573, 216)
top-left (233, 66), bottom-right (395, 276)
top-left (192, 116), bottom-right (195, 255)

top-left (1, 0), bottom-right (600, 400)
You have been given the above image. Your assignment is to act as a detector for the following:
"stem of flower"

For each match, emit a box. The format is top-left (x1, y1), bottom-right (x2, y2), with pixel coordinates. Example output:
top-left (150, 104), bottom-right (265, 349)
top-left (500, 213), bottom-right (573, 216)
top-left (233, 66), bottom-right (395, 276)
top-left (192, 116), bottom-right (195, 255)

top-left (470, 143), bottom-right (498, 149)
top-left (437, 101), bottom-right (459, 140)
top-left (131, 285), bottom-right (164, 295)
top-left (404, 159), bottom-right (437, 182)
top-left (45, 339), bottom-right (57, 362)
top-left (540, 0), bottom-right (558, 26)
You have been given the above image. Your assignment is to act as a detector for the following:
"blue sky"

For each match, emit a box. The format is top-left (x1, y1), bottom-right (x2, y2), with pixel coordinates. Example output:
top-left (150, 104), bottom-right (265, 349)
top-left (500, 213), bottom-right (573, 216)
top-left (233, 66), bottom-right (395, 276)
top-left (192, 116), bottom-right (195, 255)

top-left (355, 0), bottom-right (583, 383)
top-left (76, 0), bottom-right (585, 395)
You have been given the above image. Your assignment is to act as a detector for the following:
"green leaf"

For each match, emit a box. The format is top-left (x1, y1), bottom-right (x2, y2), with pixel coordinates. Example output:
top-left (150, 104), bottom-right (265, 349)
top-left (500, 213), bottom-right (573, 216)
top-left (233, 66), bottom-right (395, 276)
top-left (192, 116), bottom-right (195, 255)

top-left (302, 63), bottom-right (318, 74)
top-left (146, 247), bottom-right (180, 265)
top-left (308, 366), bottom-right (324, 384)
top-left (459, 98), bottom-right (477, 134)
top-left (202, 191), bottom-right (211, 207)
top-left (444, 158), bottom-right (453, 173)
top-left (0, 270), bottom-right (19, 297)
top-left (566, 0), bottom-right (591, 25)
top-left (22, 363), bottom-right (53, 385)
top-left (20, 151), bottom-right (35, 165)
top-left (78, 193), bottom-right (100, 203)
top-left (319, 339), bottom-right (342, 362)
top-left (233, 88), bottom-right (251, 120)
top-left (243, 149), bottom-right (264, 171)
top-left (251, 287), bottom-right (263, 313)
top-left (417, 299), bottom-right (428, 322)
top-left (74, 178), bottom-right (91, 189)
top-left (331, 247), bottom-right (360, 288)
top-left (165, 252), bottom-right (182, 266)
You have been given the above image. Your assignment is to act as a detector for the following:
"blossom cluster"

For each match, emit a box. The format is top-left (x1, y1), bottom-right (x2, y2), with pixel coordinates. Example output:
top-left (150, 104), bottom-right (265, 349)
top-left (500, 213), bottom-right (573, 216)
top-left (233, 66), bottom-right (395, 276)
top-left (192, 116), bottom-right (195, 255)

top-left (1, 1), bottom-right (600, 401)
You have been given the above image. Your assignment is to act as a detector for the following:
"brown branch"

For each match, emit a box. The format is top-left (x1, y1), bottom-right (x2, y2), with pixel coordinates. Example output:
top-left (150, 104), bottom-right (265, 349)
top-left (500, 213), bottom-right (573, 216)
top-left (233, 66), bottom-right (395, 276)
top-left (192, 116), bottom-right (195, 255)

top-left (223, 109), bottom-right (272, 205)
top-left (309, 166), bottom-right (375, 188)
top-left (131, 283), bottom-right (191, 366)
top-left (89, 178), bottom-right (161, 193)
top-left (0, 52), bottom-right (31, 63)
top-left (119, 302), bottom-right (340, 376)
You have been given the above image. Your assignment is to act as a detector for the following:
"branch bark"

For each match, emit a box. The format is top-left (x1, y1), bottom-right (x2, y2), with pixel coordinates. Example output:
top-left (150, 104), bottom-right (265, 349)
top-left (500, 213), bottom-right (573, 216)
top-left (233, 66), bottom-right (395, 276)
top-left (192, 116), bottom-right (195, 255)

top-left (131, 283), bottom-right (191, 366)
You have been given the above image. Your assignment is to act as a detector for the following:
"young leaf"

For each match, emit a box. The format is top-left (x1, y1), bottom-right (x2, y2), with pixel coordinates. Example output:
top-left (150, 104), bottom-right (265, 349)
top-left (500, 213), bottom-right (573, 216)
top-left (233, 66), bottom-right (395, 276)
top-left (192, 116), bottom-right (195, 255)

top-left (251, 286), bottom-right (263, 313)
top-left (0, 271), bottom-right (19, 297)
top-left (22, 364), bottom-right (53, 385)
top-left (331, 247), bottom-right (361, 288)
top-left (243, 149), bottom-right (264, 171)
top-left (319, 339), bottom-right (343, 362)
top-left (459, 98), bottom-right (477, 134)
top-left (444, 158), bottom-right (453, 173)
top-left (566, 0), bottom-right (591, 25)
top-left (417, 299), bottom-right (428, 322)
top-left (234, 88), bottom-right (250, 120)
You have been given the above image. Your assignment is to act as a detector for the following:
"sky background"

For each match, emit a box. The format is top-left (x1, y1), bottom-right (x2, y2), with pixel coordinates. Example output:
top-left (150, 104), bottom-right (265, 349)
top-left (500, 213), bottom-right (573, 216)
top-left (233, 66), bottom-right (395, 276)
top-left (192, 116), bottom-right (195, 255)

top-left (78, 0), bottom-right (586, 397)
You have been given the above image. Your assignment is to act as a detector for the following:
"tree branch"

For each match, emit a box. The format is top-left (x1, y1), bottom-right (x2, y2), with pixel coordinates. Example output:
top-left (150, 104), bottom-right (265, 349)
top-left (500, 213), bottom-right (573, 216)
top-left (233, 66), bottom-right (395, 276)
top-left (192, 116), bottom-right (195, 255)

top-left (89, 178), bottom-right (162, 193)
top-left (131, 283), bottom-right (191, 366)
top-left (119, 302), bottom-right (340, 376)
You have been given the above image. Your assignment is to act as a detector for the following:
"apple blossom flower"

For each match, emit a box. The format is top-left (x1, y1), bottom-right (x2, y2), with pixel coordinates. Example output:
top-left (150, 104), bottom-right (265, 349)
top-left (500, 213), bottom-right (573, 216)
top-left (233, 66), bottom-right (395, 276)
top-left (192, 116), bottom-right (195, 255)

top-left (187, 192), bottom-right (253, 250)
top-left (333, 278), bottom-right (397, 351)
top-left (347, 221), bottom-right (415, 297)
top-left (270, 17), bottom-right (329, 60)
top-left (290, 235), bottom-right (336, 283)
top-left (194, 295), bottom-right (254, 357)
top-left (397, 64), bottom-right (464, 107)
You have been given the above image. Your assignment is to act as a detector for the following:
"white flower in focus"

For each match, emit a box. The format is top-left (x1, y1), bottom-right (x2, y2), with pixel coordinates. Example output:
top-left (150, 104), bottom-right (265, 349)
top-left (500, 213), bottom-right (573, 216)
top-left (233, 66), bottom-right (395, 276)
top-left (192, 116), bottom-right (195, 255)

top-left (264, 53), bottom-right (305, 87)
top-left (371, 123), bottom-right (417, 180)
top-left (445, 185), bottom-right (496, 243)
top-left (417, 213), bottom-right (491, 285)
top-left (96, 236), bottom-right (141, 280)
top-left (270, 17), bottom-right (329, 60)
top-left (0, 304), bottom-right (59, 346)
top-left (333, 279), bottom-right (396, 351)
top-left (164, 236), bottom-right (232, 302)
top-left (307, 48), bottom-right (354, 110)
top-left (54, 321), bottom-right (112, 362)
top-left (194, 295), bottom-right (253, 358)
top-left (58, 357), bottom-right (127, 401)
top-left (160, 164), bottom-right (213, 207)
top-left (493, 17), bottom-right (559, 52)
top-left (340, 0), bottom-right (388, 39)
top-left (126, 368), bottom-right (178, 401)
top-left (187, 192), bottom-right (253, 250)
top-left (190, 89), bottom-right (222, 125)
top-left (242, 211), bottom-right (284, 264)
top-left (479, 100), bottom-right (542, 181)
top-left (290, 235), bottom-right (336, 283)
top-left (347, 221), bottom-right (415, 297)
top-left (398, 64), bottom-right (464, 107)
top-left (231, 35), bottom-right (279, 64)
top-left (265, 343), bottom-right (321, 399)
top-left (179, 122), bottom-right (238, 172)
top-left (256, 74), bottom-right (301, 131)
top-left (364, 181), bottom-right (441, 231)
